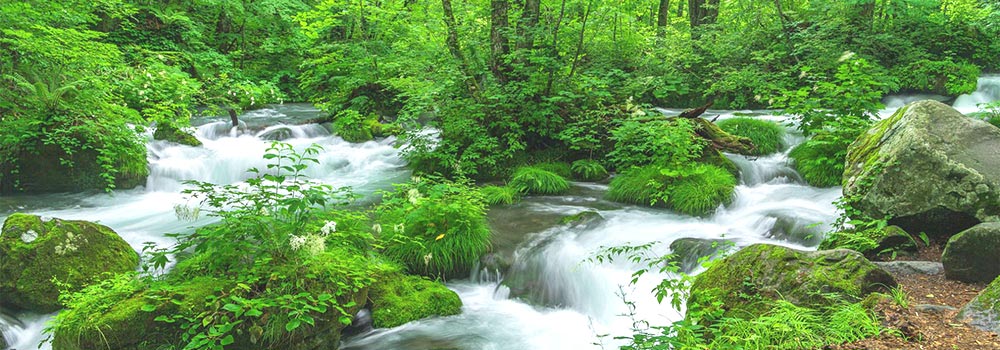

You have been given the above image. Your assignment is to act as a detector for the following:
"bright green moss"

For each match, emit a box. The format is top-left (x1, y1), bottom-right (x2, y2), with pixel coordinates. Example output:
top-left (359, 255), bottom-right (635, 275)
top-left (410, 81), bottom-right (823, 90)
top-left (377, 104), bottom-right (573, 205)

top-left (717, 117), bottom-right (786, 155)
top-left (153, 122), bottom-right (202, 147)
top-left (368, 271), bottom-right (462, 328)
top-left (788, 137), bottom-right (845, 188)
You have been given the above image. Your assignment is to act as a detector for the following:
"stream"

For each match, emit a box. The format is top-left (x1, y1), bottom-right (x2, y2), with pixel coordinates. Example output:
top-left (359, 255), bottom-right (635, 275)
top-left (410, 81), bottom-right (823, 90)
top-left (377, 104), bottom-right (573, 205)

top-left (2, 75), bottom-right (999, 350)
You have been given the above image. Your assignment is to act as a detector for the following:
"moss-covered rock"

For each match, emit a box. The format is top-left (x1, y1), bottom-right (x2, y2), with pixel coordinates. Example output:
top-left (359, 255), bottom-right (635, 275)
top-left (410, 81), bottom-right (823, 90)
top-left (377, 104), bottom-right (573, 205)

top-left (2, 142), bottom-right (147, 194)
top-left (717, 117), bottom-right (786, 155)
top-left (368, 271), bottom-right (462, 328)
top-left (688, 244), bottom-right (895, 320)
top-left (788, 135), bottom-right (844, 187)
top-left (698, 148), bottom-right (739, 178)
top-left (0, 214), bottom-right (139, 312)
top-left (957, 275), bottom-right (1000, 333)
top-left (942, 222), bottom-right (1000, 283)
top-left (559, 210), bottom-right (604, 229)
top-left (153, 122), bottom-right (202, 146)
top-left (843, 101), bottom-right (1000, 239)
top-left (668, 238), bottom-right (732, 273)
top-left (820, 225), bottom-right (918, 261)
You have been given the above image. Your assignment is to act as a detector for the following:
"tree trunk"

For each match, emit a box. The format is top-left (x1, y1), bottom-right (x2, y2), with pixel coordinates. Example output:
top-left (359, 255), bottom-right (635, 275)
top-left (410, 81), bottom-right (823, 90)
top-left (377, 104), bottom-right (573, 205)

top-left (688, 0), bottom-right (719, 28)
top-left (544, 0), bottom-right (568, 95)
top-left (515, 0), bottom-right (540, 50)
top-left (441, 0), bottom-right (481, 99)
top-left (657, 0), bottom-right (671, 35)
top-left (568, 0), bottom-right (592, 80)
top-left (490, 0), bottom-right (512, 84)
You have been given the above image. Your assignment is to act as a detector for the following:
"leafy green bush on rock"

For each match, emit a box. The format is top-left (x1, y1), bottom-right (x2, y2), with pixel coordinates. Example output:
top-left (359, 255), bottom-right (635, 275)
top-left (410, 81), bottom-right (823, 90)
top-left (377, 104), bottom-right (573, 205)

top-left (716, 117), bottom-right (785, 155)
top-left (376, 177), bottom-right (492, 279)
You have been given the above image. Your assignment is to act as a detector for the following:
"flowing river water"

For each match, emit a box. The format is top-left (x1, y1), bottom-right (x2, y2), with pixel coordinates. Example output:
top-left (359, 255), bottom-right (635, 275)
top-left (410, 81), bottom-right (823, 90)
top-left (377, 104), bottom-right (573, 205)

top-left (1, 76), bottom-right (999, 350)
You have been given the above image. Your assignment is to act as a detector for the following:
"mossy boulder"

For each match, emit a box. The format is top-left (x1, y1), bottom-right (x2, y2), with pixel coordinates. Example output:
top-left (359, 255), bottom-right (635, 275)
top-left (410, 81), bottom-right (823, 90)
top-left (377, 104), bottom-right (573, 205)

top-left (716, 117), bottom-right (785, 155)
top-left (368, 272), bottom-right (462, 328)
top-left (957, 275), bottom-right (1000, 333)
top-left (0, 213), bottom-right (139, 312)
top-left (820, 225), bottom-right (918, 261)
top-left (668, 238), bottom-right (732, 273)
top-left (688, 244), bottom-right (895, 320)
top-left (843, 100), bottom-right (1000, 239)
top-left (1, 142), bottom-right (147, 194)
top-left (942, 222), bottom-right (1000, 283)
top-left (153, 122), bottom-right (202, 146)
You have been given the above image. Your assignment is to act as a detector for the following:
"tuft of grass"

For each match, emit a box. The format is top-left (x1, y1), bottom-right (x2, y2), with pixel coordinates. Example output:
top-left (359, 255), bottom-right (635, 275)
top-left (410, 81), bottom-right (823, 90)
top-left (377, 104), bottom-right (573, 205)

top-left (606, 165), bottom-right (666, 206)
top-left (533, 162), bottom-right (573, 178)
top-left (571, 159), bottom-right (609, 181)
top-left (509, 166), bottom-right (571, 195)
top-left (888, 287), bottom-right (909, 309)
top-left (669, 164), bottom-right (737, 216)
top-left (788, 137), bottom-right (844, 187)
top-left (480, 185), bottom-right (521, 205)
top-left (717, 117), bottom-right (786, 155)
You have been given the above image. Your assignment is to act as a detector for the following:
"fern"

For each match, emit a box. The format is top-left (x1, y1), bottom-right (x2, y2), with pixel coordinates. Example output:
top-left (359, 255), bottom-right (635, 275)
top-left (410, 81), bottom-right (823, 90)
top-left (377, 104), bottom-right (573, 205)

top-left (571, 159), bottom-right (609, 181)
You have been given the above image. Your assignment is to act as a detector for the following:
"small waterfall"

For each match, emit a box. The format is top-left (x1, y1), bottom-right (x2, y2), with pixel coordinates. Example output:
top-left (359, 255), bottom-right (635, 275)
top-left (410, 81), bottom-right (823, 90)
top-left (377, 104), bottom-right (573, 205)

top-left (953, 75), bottom-right (1000, 112)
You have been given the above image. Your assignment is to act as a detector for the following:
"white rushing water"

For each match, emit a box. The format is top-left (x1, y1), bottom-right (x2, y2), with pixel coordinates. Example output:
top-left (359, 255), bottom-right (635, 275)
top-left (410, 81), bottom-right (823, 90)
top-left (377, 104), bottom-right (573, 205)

top-left (2, 78), bottom-right (999, 350)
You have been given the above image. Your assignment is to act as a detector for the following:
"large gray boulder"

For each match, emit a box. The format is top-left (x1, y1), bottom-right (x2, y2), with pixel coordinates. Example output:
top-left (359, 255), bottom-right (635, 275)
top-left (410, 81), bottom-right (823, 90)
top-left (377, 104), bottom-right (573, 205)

top-left (957, 275), bottom-right (1000, 333)
top-left (843, 100), bottom-right (1000, 239)
top-left (942, 222), bottom-right (1000, 283)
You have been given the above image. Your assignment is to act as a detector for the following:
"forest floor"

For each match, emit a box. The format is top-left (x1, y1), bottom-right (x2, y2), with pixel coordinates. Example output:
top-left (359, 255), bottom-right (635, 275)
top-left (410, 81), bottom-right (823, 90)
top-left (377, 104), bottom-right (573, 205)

top-left (831, 244), bottom-right (1000, 350)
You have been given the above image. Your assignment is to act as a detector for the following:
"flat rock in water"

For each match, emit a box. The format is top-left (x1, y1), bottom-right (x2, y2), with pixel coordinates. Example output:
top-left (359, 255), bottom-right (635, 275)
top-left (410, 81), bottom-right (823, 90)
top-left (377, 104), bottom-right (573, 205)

top-left (875, 261), bottom-right (944, 276)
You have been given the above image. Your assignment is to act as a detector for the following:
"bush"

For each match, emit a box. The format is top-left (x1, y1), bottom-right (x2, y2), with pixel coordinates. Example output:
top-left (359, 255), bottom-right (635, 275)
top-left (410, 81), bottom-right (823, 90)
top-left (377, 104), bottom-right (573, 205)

top-left (533, 162), bottom-right (573, 178)
top-left (607, 117), bottom-right (704, 171)
top-left (788, 136), bottom-right (846, 187)
top-left (607, 163), bottom-right (736, 215)
top-left (480, 185), bottom-right (521, 205)
top-left (333, 109), bottom-right (376, 143)
top-left (571, 159), bottom-right (609, 181)
top-left (508, 166), bottom-right (571, 195)
top-left (716, 118), bottom-right (785, 155)
top-left (375, 177), bottom-right (492, 278)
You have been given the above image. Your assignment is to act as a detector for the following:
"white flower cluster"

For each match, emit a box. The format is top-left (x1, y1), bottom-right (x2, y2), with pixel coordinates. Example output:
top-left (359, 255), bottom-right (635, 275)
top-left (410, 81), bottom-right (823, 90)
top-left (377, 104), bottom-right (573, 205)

top-left (407, 188), bottom-right (421, 205)
top-left (174, 204), bottom-right (201, 221)
top-left (289, 234), bottom-right (326, 256)
top-left (320, 221), bottom-right (337, 236)
top-left (21, 229), bottom-right (38, 243)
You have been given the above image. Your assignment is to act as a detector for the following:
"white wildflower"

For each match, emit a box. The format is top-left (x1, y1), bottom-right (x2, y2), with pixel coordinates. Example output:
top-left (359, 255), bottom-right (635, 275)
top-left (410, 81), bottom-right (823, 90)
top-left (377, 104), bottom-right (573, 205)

top-left (838, 51), bottom-right (855, 63)
top-left (372, 223), bottom-right (382, 234)
top-left (394, 223), bottom-right (405, 233)
top-left (289, 235), bottom-right (307, 251)
top-left (21, 229), bottom-right (38, 243)
top-left (407, 188), bottom-right (421, 204)
top-left (799, 70), bottom-right (808, 79)
top-left (423, 253), bottom-right (433, 266)
top-left (320, 221), bottom-right (337, 236)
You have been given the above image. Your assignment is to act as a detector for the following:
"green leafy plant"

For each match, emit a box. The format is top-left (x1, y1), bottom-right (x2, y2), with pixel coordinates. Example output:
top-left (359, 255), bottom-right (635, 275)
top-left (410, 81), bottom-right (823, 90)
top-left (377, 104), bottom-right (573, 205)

top-left (607, 117), bottom-right (704, 171)
top-left (570, 159), bottom-right (609, 181)
top-left (508, 166), bottom-right (571, 195)
top-left (716, 117), bottom-right (785, 155)
top-left (375, 176), bottom-right (492, 278)
top-left (532, 162), bottom-right (573, 178)
top-left (480, 185), bottom-right (521, 205)
top-left (607, 164), bottom-right (736, 215)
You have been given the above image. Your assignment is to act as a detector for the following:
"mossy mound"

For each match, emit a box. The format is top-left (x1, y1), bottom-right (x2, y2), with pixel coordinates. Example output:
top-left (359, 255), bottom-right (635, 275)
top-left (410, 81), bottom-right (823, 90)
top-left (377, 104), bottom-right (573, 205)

top-left (689, 244), bottom-right (895, 320)
top-left (368, 271), bottom-right (462, 328)
top-left (0, 213), bottom-right (139, 312)
top-left (717, 117), bottom-right (785, 155)
top-left (788, 136), bottom-right (844, 187)
top-left (942, 222), bottom-right (1000, 283)
top-left (607, 163), bottom-right (736, 216)
top-left (508, 166), bottom-right (571, 195)
top-left (958, 275), bottom-right (1000, 333)
top-left (2, 142), bottom-right (147, 194)
top-left (153, 122), bottom-right (202, 146)
top-left (698, 148), bottom-right (739, 178)
top-left (570, 159), bottom-right (609, 181)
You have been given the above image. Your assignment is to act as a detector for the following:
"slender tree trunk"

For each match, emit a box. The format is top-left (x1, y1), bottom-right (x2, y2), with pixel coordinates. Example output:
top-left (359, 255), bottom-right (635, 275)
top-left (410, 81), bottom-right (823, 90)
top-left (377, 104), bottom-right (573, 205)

top-left (490, 0), bottom-right (512, 84)
top-left (657, 0), bottom-right (671, 36)
top-left (568, 0), bottom-right (593, 80)
top-left (773, 0), bottom-right (798, 63)
top-left (515, 0), bottom-right (540, 50)
top-left (544, 0), bottom-right (568, 95)
top-left (441, 0), bottom-right (481, 100)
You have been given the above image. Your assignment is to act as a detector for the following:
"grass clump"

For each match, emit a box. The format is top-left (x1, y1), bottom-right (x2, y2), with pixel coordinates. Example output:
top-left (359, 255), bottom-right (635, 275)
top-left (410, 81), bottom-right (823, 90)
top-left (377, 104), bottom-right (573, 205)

top-left (376, 177), bottom-right (492, 278)
top-left (717, 117), bottom-right (785, 155)
top-left (788, 136), bottom-right (845, 187)
top-left (532, 161), bottom-right (573, 178)
top-left (571, 159), bottom-right (609, 181)
top-left (607, 163), bottom-right (736, 216)
top-left (508, 166), bottom-right (571, 195)
top-left (480, 185), bottom-right (521, 205)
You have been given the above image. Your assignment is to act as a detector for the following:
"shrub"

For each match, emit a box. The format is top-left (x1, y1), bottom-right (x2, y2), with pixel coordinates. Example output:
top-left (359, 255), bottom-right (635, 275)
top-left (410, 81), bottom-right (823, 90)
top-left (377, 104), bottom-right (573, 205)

top-left (533, 162), bottom-right (573, 178)
top-left (333, 109), bottom-right (376, 143)
top-left (375, 177), bottom-right (491, 278)
top-left (480, 185), bottom-right (521, 205)
top-left (607, 163), bottom-right (736, 215)
top-left (716, 117), bottom-right (785, 155)
top-left (669, 164), bottom-right (737, 216)
top-left (508, 166), bottom-right (571, 195)
top-left (788, 136), bottom-right (846, 187)
top-left (571, 159), bottom-right (609, 181)
top-left (607, 117), bottom-right (705, 171)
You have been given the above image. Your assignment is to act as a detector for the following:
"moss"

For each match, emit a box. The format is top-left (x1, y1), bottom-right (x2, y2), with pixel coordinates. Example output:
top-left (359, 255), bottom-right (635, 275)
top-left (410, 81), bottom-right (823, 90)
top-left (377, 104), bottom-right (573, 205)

top-left (716, 117), bottom-right (786, 155)
top-left (153, 122), bottom-right (202, 147)
top-left (689, 244), bottom-right (895, 320)
top-left (0, 213), bottom-right (139, 312)
top-left (698, 148), bottom-right (739, 178)
top-left (845, 105), bottom-right (907, 171)
top-left (559, 211), bottom-right (602, 226)
top-left (508, 166), bottom-right (571, 195)
top-left (368, 271), bottom-right (462, 328)
top-left (5, 142), bottom-right (148, 194)
top-left (788, 136), bottom-right (845, 187)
